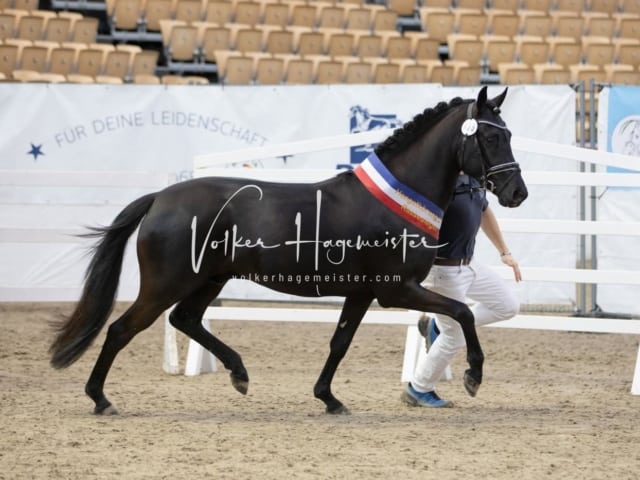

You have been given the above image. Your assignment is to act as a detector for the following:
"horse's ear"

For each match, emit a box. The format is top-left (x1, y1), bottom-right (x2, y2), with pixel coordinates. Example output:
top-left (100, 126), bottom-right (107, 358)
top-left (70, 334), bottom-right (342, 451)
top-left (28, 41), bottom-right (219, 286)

top-left (476, 86), bottom-right (488, 110)
top-left (492, 87), bottom-right (508, 108)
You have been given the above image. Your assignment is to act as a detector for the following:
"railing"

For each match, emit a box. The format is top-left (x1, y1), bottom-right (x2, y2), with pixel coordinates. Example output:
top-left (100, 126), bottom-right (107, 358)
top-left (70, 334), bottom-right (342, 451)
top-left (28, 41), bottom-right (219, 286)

top-left (0, 170), bottom-right (169, 301)
top-left (161, 129), bottom-right (640, 396)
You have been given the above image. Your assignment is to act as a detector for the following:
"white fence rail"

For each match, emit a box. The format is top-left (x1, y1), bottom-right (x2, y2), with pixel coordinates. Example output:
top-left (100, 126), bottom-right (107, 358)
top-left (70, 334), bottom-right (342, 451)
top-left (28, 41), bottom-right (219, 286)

top-left (169, 131), bottom-right (640, 396)
top-left (0, 170), bottom-right (169, 301)
top-left (1, 135), bottom-right (637, 395)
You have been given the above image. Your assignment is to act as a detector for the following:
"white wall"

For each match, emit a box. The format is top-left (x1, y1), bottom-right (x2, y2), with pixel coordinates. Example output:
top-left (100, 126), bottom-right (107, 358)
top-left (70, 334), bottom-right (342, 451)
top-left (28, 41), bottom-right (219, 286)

top-left (1, 84), bottom-right (590, 309)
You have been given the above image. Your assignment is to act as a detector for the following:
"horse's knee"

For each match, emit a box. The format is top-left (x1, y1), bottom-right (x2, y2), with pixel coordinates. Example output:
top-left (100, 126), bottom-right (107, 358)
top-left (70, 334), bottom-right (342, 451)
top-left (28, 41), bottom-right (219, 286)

top-left (455, 306), bottom-right (475, 329)
top-left (169, 307), bottom-right (194, 330)
top-left (168, 308), bottom-right (182, 328)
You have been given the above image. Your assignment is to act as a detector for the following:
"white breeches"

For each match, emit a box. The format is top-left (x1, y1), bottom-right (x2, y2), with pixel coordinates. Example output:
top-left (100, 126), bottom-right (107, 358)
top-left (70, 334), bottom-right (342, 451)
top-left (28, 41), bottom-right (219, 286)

top-left (411, 260), bottom-right (519, 393)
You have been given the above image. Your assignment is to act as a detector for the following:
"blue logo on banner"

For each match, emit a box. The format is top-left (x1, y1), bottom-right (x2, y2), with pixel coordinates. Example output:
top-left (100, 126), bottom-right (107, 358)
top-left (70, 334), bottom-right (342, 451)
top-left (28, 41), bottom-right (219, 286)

top-left (344, 106), bottom-right (402, 168)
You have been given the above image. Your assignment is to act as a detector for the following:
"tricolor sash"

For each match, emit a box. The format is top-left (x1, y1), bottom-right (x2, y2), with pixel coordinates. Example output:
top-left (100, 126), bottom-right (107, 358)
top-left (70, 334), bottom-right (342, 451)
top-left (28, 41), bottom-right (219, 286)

top-left (354, 153), bottom-right (443, 239)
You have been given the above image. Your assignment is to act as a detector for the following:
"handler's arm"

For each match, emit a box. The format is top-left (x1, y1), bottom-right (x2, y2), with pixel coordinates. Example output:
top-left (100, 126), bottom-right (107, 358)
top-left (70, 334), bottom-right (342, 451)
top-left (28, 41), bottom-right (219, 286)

top-left (480, 207), bottom-right (522, 282)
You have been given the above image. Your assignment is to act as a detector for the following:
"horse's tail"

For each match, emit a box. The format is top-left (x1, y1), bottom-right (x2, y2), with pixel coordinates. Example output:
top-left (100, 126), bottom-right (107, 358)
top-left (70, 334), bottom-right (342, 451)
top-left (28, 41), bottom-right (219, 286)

top-left (49, 193), bottom-right (157, 369)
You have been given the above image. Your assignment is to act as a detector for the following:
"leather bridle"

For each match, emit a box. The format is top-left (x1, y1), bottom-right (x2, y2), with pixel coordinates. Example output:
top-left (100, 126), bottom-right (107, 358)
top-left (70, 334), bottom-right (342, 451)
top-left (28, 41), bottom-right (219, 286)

top-left (460, 102), bottom-right (521, 195)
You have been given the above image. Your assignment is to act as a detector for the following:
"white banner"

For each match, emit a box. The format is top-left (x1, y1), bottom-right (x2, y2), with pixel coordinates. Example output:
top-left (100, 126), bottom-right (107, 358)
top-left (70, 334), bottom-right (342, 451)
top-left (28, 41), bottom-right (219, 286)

top-left (1, 84), bottom-right (578, 307)
top-left (596, 87), bottom-right (640, 316)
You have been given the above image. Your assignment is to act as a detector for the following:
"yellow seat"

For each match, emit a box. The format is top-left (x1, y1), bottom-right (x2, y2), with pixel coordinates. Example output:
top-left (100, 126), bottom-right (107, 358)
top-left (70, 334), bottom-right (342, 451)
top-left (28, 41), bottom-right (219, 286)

top-left (110, 0), bottom-right (143, 32)
top-left (70, 17), bottom-right (98, 44)
top-left (533, 63), bottom-right (571, 83)
top-left (43, 16), bottom-right (72, 43)
top-left (284, 58), bottom-right (314, 84)
top-left (222, 54), bottom-right (254, 84)
top-left (254, 56), bottom-right (284, 84)
top-left (20, 43), bottom-right (51, 73)
top-left (204, 0), bottom-right (234, 25)
top-left (133, 73), bottom-right (161, 83)
top-left (419, 9), bottom-right (454, 43)
top-left (315, 58), bottom-right (344, 84)
top-left (265, 29), bottom-right (293, 55)
top-left (49, 46), bottom-right (77, 76)
top-left (373, 61), bottom-right (400, 83)
top-left (197, 23), bottom-right (232, 63)
top-left (0, 43), bottom-right (18, 76)
top-left (318, 5), bottom-right (347, 29)
top-left (582, 36), bottom-right (615, 67)
top-left (399, 62), bottom-right (428, 83)
top-left (343, 58), bottom-right (372, 83)
top-left (175, 0), bottom-right (204, 23)
top-left (484, 36), bottom-right (517, 73)
top-left (234, 1), bottom-right (261, 26)
top-left (16, 14), bottom-right (45, 41)
top-left (130, 49), bottom-right (159, 76)
top-left (388, 0), bottom-right (417, 17)
top-left (372, 9), bottom-right (398, 32)
top-left (103, 49), bottom-right (134, 79)
top-left (354, 32), bottom-right (383, 58)
top-left (569, 63), bottom-right (607, 83)
top-left (262, 3), bottom-right (289, 27)
top-left (456, 10), bottom-right (488, 37)
top-left (498, 62), bottom-right (536, 84)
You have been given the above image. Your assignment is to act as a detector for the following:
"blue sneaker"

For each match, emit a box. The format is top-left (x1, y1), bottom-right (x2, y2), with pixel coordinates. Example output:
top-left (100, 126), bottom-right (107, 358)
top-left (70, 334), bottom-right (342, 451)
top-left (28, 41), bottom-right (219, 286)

top-left (401, 383), bottom-right (453, 408)
top-left (417, 314), bottom-right (439, 352)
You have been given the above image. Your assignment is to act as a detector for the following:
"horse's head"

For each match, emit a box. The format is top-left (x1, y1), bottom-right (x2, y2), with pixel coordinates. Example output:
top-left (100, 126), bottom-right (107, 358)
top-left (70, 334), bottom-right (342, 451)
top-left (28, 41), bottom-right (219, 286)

top-left (459, 86), bottom-right (528, 208)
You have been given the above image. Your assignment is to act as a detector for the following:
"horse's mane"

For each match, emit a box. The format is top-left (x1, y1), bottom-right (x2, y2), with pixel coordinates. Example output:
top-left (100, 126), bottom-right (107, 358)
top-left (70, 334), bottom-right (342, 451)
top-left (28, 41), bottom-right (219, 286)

top-left (375, 97), bottom-right (469, 160)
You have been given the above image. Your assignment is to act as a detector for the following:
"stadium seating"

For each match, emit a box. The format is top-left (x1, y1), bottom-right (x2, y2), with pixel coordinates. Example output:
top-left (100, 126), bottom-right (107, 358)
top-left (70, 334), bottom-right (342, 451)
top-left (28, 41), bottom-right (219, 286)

top-left (0, 0), bottom-right (637, 86)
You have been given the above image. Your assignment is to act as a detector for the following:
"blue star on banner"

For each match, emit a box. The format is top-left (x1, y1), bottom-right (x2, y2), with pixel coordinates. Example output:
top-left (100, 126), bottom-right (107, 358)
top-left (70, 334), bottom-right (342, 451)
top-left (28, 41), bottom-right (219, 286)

top-left (27, 143), bottom-right (44, 161)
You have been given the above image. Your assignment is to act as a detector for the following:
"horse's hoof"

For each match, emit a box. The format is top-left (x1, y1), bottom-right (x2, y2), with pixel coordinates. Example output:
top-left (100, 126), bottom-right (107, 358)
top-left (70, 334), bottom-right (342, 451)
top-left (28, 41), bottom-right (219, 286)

top-left (463, 371), bottom-right (481, 397)
top-left (326, 404), bottom-right (351, 415)
top-left (230, 373), bottom-right (249, 395)
top-left (94, 404), bottom-right (119, 415)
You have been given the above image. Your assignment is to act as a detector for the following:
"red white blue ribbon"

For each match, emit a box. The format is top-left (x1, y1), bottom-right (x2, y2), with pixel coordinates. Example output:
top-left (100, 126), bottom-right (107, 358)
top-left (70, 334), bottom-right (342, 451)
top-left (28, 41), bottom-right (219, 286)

top-left (354, 153), bottom-right (443, 238)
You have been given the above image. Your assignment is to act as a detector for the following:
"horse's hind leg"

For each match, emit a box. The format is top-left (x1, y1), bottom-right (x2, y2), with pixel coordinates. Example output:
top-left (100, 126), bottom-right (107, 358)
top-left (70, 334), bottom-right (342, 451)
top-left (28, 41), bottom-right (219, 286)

top-left (314, 292), bottom-right (373, 415)
top-left (169, 280), bottom-right (249, 395)
top-left (85, 300), bottom-right (168, 415)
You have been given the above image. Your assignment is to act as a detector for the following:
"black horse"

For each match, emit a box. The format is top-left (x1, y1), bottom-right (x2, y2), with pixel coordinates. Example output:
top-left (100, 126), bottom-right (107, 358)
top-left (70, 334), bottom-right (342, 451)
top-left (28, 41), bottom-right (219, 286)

top-left (50, 86), bottom-right (528, 415)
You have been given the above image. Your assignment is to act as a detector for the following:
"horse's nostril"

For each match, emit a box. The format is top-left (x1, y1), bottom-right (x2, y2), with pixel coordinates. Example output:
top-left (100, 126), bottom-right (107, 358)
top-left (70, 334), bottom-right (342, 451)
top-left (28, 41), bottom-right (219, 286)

top-left (511, 189), bottom-right (528, 206)
top-left (518, 189), bottom-right (528, 202)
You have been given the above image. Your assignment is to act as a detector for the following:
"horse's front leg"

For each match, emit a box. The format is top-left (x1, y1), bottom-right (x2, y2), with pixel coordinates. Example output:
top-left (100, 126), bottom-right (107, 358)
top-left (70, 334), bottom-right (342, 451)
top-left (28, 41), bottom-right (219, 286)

top-left (314, 293), bottom-right (373, 414)
top-left (377, 282), bottom-right (484, 397)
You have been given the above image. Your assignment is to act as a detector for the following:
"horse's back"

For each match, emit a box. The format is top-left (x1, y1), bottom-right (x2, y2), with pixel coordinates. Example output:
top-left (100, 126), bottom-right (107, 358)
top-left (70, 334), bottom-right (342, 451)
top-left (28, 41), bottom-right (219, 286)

top-left (135, 171), bottom-right (435, 298)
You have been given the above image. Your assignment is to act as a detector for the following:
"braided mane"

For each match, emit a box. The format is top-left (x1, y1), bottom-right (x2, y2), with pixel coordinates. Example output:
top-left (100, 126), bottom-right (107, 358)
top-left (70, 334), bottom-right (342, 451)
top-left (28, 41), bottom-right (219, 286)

top-left (374, 97), bottom-right (469, 160)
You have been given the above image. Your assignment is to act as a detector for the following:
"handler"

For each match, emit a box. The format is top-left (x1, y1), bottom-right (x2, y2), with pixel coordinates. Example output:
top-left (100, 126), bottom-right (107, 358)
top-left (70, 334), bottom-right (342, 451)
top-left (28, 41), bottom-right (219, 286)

top-left (402, 174), bottom-right (522, 408)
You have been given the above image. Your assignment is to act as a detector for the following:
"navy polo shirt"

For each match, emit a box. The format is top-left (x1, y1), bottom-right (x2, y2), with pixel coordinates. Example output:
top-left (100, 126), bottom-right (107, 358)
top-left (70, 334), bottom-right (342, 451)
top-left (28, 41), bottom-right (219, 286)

top-left (436, 175), bottom-right (488, 260)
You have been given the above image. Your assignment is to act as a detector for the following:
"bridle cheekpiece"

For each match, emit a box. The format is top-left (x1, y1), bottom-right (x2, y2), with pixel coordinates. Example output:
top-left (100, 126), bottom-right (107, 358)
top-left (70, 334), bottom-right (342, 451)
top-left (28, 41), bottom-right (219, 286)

top-left (460, 102), bottom-right (520, 194)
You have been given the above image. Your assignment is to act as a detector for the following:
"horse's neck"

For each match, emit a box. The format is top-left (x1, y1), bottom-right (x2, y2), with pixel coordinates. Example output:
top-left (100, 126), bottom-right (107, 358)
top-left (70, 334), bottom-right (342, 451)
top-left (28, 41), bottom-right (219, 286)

top-left (384, 137), bottom-right (460, 210)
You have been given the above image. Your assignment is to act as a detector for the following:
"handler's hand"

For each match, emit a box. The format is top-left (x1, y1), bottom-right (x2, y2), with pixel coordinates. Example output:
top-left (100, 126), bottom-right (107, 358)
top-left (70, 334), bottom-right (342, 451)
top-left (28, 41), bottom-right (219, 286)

top-left (501, 254), bottom-right (522, 282)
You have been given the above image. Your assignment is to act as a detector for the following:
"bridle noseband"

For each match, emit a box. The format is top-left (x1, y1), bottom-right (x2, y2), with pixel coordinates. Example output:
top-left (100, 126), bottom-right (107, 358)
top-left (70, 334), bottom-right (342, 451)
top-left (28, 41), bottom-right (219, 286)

top-left (460, 102), bottom-right (520, 195)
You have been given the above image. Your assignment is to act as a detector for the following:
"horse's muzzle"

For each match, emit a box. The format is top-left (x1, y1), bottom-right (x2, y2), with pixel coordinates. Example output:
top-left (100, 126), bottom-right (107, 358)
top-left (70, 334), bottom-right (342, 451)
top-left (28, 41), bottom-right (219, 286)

top-left (500, 186), bottom-right (528, 208)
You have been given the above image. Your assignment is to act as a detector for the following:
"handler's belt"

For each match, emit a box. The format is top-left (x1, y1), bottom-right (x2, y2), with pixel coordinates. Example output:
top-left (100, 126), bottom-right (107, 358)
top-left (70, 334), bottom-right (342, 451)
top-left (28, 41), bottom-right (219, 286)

top-left (434, 257), bottom-right (472, 266)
